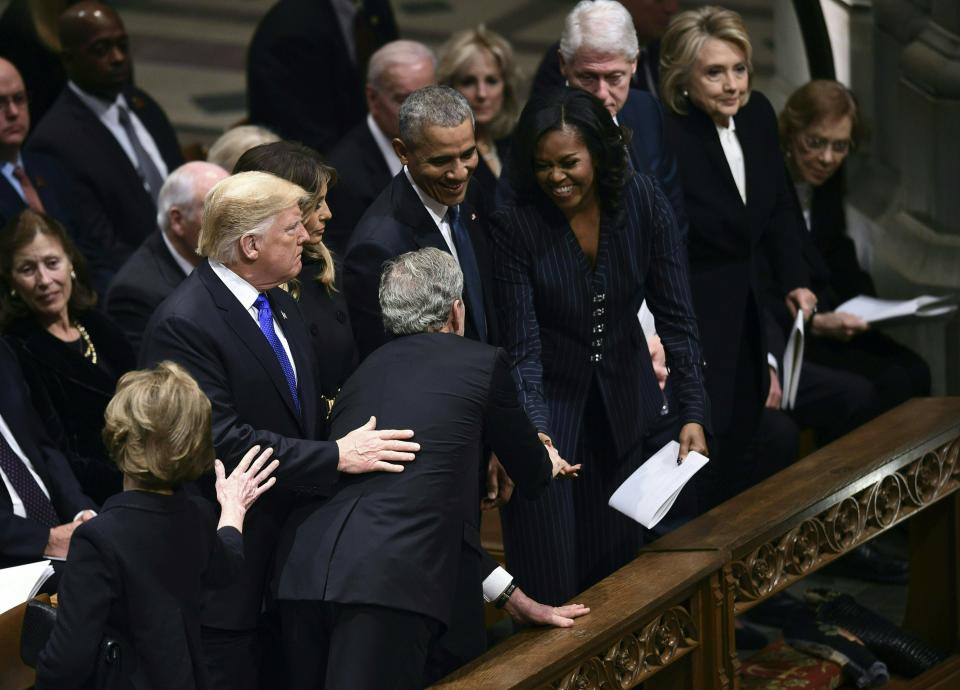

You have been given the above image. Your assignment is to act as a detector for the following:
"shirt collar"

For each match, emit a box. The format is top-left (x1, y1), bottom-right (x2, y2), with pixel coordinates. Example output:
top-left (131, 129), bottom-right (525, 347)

top-left (367, 114), bottom-right (402, 176)
top-left (68, 80), bottom-right (127, 121)
top-left (208, 259), bottom-right (261, 312)
top-left (160, 229), bottom-right (197, 277)
top-left (715, 116), bottom-right (737, 138)
top-left (403, 166), bottom-right (449, 229)
top-left (0, 152), bottom-right (25, 175)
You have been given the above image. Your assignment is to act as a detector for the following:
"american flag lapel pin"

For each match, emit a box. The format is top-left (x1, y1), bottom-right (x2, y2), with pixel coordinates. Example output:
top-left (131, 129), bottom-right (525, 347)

top-left (471, 212), bottom-right (477, 221)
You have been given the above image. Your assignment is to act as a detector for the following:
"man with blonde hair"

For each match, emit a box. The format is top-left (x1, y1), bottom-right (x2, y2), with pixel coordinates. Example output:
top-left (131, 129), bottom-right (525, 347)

top-left (141, 171), bottom-right (420, 690)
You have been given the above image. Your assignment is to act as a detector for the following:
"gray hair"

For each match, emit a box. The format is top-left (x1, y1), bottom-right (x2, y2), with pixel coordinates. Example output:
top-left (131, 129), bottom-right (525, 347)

top-left (207, 125), bottom-right (280, 173)
top-left (156, 161), bottom-right (227, 234)
top-left (559, 0), bottom-right (639, 64)
top-left (399, 85), bottom-right (475, 148)
top-left (379, 248), bottom-right (463, 335)
top-left (367, 39), bottom-right (436, 88)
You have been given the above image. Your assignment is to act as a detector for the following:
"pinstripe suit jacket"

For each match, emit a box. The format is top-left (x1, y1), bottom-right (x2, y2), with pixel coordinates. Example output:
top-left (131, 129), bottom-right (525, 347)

top-left (491, 173), bottom-right (707, 460)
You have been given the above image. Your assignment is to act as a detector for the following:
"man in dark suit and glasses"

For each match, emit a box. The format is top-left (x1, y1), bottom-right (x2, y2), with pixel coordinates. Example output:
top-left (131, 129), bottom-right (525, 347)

top-left (140, 171), bottom-right (420, 690)
top-left (105, 161), bottom-right (228, 353)
top-left (276, 248), bottom-right (588, 688)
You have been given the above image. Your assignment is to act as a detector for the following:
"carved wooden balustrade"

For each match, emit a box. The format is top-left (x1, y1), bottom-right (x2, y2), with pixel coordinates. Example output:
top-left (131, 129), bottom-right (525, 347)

top-left (436, 398), bottom-right (960, 689)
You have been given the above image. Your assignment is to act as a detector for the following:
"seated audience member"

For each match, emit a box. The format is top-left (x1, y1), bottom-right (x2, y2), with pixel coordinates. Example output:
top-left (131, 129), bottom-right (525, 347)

top-left (275, 248), bottom-right (587, 689)
top-left (28, 1), bottom-right (183, 293)
top-left (105, 162), bottom-right (229, 353)
top-left (531, 0), bottom-right (678, 98)
top-left (233, 142), bottom-right (358, 436)
top-left (0, 338), bottom-right (95, 572)
top-left (247, 0), bottom-right (398, 154)
top-left (1, 210), bottom-right (134, 505)
top-left (777, 80), bottom-right (930, 410)
top-left (139, 171), bottom-right (419, 690)
top-left (35, 361), bottom-right (279, 689)
top-left (345, 85), bottom-right (495, 360)
top-left (206, 124), bottom-right (280, 175)
top-left (326, 40), bottom-right (436, 256)
top-left (0, 58), bottom-right (75, 233)
top-left (0, 0), bottom-right (70, 126)
top-left (438, 26), bottom-right (523, 210)
top-left (501, 1), bottom-right (686, 229)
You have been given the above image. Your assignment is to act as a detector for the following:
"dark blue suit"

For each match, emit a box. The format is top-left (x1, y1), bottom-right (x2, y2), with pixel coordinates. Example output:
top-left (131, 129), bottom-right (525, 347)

top-left (491, 173), bottom-right (706, 605)
top-left (0, 152), bottom-right (75, 233)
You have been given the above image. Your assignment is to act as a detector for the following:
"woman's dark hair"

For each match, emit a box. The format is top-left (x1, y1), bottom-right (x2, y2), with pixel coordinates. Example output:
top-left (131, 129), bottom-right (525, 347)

top-left (234, 140), bottom-right (338, 290)
top-left (0, 209), bottom-right (97, 328)
top-left (509, 87), bottom-right (629, 217)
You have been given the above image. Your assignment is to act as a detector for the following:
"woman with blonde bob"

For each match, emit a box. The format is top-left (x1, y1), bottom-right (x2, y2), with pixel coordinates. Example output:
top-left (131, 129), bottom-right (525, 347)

top-left (660, 7), bottom-right (816, 508)
top-left (437, 26), bottom-right (523, 199)
top-left (36, 361), bottom-right (279, 689)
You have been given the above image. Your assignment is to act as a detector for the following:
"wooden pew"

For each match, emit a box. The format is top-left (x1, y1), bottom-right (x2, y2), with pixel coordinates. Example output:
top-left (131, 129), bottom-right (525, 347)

top-left (437, 398), bottom-right (960, 689)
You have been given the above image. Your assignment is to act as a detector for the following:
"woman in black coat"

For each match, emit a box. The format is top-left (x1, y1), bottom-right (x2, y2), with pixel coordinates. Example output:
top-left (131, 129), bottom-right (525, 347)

top-left (234, 141), bottom-right (359, 436)
top-left (0, 210), bottom-right (135, 504)
top-left (659, 8), bottom-right (818, 507)
top-left (35, 361), bottom-right (278, 689)
top-left (492, 88), bottom-right (708, 606)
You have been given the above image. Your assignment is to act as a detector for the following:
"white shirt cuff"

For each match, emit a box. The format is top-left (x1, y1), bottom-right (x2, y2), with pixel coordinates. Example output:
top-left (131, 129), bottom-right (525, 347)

top-left (481, 566), bottom-right (513, 603)
top-left (73, 510), bottom-right (96, 522)
top-left (767, 353), bottom-right (779, 375)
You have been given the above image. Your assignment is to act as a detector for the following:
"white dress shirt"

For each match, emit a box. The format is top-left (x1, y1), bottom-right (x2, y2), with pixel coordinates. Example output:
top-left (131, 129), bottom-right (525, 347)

top-left (208, 260), bottom-right (298, 382)
top-left (368, 114), bottom-right (403, 177)
top-left (0, 414), bottom-right (51, 519)
top-left (67, 82), bottom-right (169, 190)
top-left (0, 153), bottom-right (28, 204)
top-left (160, 229), bottom-right (197, 277)
top-left (716, 117), bottom-right (746, 204)
top-left (403, 166), bottom-right (459, 262)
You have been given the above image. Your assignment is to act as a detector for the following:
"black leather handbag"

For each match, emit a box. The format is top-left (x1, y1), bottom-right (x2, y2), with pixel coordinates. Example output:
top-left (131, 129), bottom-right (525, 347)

top-left (20, 598), bottom-right (125, 689)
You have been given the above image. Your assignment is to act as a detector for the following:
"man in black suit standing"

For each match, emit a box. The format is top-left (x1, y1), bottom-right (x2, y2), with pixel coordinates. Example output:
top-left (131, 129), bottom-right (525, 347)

top-left (139, 171), bottom-right (420, 690)
top-left (28, 1), bottom-right (184, 293)
top-left (345, 85), bottom-right (495, 359)
top-left (105, 161), bottom-right (228, 353)
top-left (325, 39), bottom-right (436, 256)
top-left (0, 339), bottom-right (96, 572)
top-left (247, 0), bottom-right (398, 154)
top-left (0, 58), bottom-right (75, 234)
top-left (276, 248), bottom-right (587, 688)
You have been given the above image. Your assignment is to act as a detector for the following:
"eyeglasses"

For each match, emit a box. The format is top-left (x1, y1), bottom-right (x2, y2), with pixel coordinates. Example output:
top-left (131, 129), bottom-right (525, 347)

top-left (0, 92), bottom-right (28, 111)
top-left (801, 134), bottom-right (851, 155)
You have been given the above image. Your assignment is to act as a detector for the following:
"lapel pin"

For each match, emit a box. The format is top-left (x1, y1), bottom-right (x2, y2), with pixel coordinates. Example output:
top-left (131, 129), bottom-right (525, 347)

top-left (470, 212), bottom-right (477, 221)
top-left (280, 310), bottom-right (287, 320)
top-left (35, 175), bottom-right (47, 188)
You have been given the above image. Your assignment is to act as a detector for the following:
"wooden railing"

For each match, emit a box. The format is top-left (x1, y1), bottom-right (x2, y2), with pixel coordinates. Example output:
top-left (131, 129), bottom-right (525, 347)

top-left (436, 398), bottom-right (960, 689)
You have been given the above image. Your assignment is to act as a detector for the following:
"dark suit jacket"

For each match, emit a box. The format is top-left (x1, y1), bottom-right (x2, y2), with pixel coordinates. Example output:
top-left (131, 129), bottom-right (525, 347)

top-left (344, 172), bottom-right (498, 359)
top-left (492, 173), bottom-right (706, 461)
top-left (0, 340), bottom-right (95, 568)
top-left (36, 490), bottom-right (243, 689)
top-left (664, 92), bottom-right (809, 433)
top-left (325, 119), bottom-right (393, 256)
top-left (247, 0), bottom-right (397, 154)
top-left (0, 152), bottom-right (75, 233)
top-left (4, 311), bottom-right (135, 505)
top-left (139, 260), bottom-right (340, 630)
top-left (530, 40), bottom-right (662, 99)
top-left (104, 230), bottom-right (188, 354)
top-left (275, 333), bottom-right (552, 660)
top-left (0, 0), bottom-right (66, 126)
top-left (27, 85), bottom-right (183, 288)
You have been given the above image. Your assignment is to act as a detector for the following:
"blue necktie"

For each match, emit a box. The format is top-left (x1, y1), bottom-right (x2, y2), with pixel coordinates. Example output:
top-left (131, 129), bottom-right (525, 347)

top-left (254, 294), bottom-right (300, 414)
top-left (0, 430), bottom-right (60, 528)
top-left (447, 206), bottom-right (488, 342)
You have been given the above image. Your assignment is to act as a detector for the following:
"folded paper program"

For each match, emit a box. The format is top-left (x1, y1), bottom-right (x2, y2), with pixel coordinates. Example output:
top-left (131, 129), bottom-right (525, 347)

top-left (608, 441), bottom-right (709, 528)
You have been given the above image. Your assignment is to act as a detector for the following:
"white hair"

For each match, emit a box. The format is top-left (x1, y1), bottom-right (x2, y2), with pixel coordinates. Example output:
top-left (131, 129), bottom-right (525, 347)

top-left (206, 125), bottom-right (280, 173)
top-left (399, 85), bottom-right (474, 148)
top-left (559, 0), bottom-right (639, 63)
top-left (367, 39), bottom-right (437, 88)
top-left (380, 248), bottom-right (463, 335)
top-left (156, 161), bottom-right (227, 234)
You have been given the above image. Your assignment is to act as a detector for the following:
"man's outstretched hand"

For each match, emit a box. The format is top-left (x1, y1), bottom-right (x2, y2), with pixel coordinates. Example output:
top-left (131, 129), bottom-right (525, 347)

top-left (503, 586), bottom-right (590, 628)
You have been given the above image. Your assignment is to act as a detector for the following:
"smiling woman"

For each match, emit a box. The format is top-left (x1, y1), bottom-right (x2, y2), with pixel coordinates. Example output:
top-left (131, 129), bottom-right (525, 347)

top-left (0, 209), bottom-right (135, 503)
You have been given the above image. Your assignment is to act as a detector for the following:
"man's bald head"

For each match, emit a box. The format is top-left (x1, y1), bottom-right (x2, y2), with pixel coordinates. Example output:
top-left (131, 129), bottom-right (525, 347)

top-left (60, 1), bottom-right (131, 100)
top-left (0, 58), bottom-right (30, 161)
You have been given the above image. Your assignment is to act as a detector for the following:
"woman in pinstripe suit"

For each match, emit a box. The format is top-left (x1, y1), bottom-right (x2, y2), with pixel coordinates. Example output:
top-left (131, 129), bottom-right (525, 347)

top-left (491, 88), bottom-right (708, 606)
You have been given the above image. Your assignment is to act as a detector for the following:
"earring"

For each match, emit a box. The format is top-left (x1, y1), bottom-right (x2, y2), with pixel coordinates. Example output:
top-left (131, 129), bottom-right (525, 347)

top-left (70, 269), bottom-right (77, 279)
top-left (683, 89), bottom-right (689, 97)
top-left (9, 289), bottom-right (16, 298)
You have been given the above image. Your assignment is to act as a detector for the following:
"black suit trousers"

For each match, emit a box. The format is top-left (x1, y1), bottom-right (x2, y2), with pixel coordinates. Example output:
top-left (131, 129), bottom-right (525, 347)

top-left (281, 601), bottom-right (439, 689)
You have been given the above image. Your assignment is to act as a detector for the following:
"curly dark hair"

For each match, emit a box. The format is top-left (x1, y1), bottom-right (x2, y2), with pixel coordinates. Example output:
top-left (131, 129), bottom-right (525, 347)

top-left (508, 87), bottom-right (629, 218)
top-left (0, 209), bottom-right (97, 328)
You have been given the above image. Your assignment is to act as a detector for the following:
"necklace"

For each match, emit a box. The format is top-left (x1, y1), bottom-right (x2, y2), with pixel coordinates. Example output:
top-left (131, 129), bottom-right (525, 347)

top-left (74, 322), bottom-right (98, 365)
